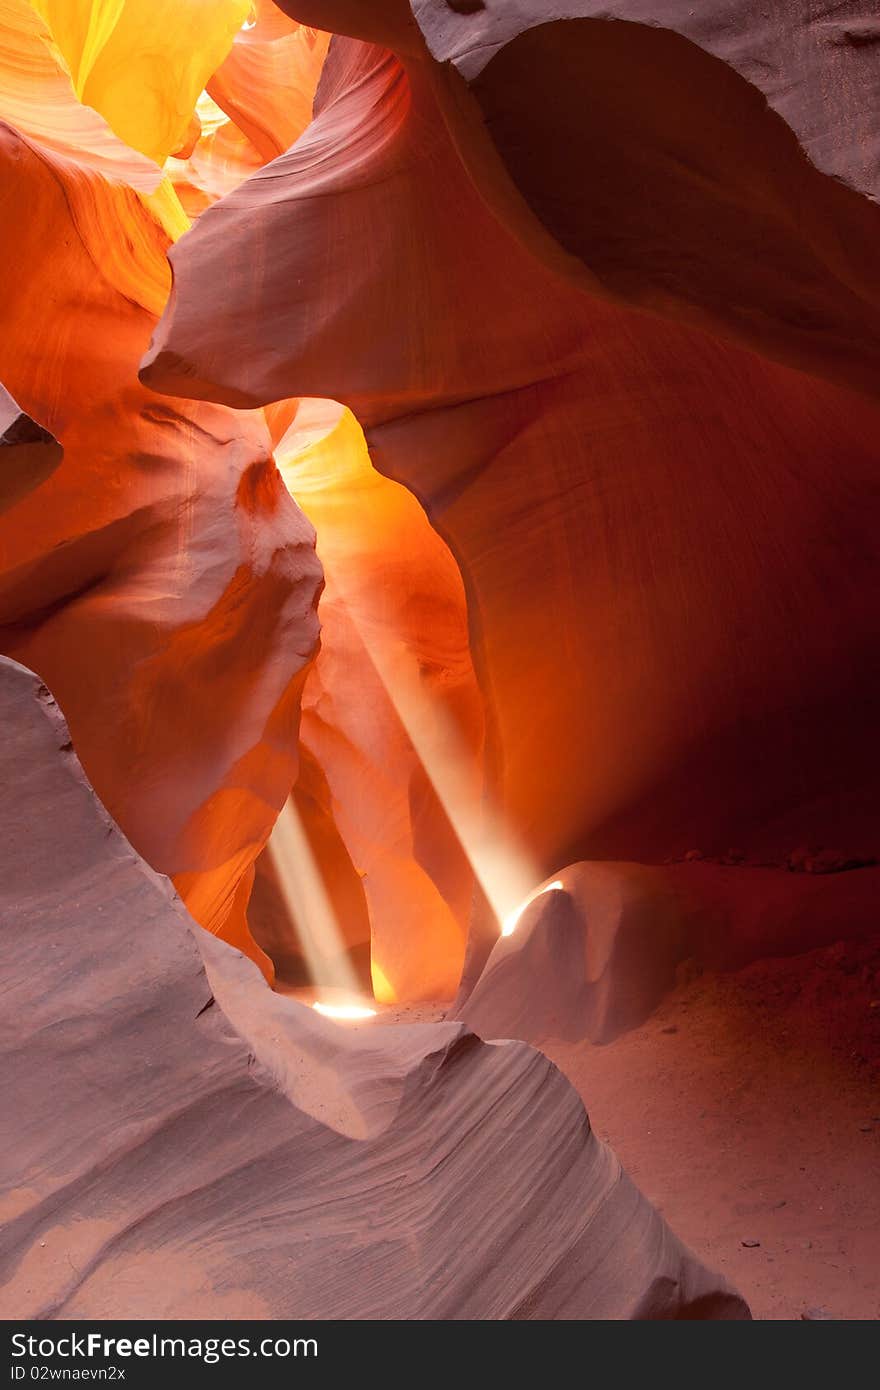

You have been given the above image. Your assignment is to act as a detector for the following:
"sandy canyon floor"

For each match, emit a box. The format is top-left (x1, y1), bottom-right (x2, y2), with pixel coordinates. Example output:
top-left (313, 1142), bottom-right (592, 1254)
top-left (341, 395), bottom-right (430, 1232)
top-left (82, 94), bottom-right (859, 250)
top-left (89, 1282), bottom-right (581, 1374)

top-left (380, 935), bottom-right (880, 1320)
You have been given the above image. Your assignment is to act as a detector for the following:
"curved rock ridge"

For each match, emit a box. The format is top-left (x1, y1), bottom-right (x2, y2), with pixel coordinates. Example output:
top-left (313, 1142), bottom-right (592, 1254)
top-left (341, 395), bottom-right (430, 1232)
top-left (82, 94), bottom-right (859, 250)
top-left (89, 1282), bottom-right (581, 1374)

top-left (207, 2), bottom-right (330, 163)
top-left (412, 0), bottom-right (880, 196)
top-left (0, 656), bottom-right (749, 1319)
top-left (458, 859), bottom-right (880, 1047)
top-left (168, 9), bottom-right (330, 216)
top-left (0, 26), bottom-right (323, 971)
top-left (278, 0), bottom-right (423, 53)
top-left (409, 1), bottom-right (880, 401)
top-left (142, 24), bottom-right (880, 988)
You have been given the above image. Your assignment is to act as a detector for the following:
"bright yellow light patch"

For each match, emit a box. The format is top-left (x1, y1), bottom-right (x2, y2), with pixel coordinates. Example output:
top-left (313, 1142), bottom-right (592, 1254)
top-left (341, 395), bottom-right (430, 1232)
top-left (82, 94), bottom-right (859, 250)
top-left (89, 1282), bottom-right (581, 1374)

top-left (312, 1002), bottom-right (377, 1022)
top-left (370, 960), bottom-right (394, 1005)
top-left (31, 0), bottom-right (251, 162)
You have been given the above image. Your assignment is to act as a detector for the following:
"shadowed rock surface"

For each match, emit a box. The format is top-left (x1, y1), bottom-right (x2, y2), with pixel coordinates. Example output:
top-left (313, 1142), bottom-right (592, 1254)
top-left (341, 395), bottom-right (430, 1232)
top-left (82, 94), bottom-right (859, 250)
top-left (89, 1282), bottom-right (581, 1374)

top-left (0, 383), bottom-right (61, 513)
top-left (411, 0), bottom-right (880, 398)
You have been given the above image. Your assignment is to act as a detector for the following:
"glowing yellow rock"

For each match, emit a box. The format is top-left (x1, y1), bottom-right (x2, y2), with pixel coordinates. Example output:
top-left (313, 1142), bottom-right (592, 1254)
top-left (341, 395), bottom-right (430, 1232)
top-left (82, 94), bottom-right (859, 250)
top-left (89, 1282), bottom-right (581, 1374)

top-left (31, 0), bottom-right (250, 162)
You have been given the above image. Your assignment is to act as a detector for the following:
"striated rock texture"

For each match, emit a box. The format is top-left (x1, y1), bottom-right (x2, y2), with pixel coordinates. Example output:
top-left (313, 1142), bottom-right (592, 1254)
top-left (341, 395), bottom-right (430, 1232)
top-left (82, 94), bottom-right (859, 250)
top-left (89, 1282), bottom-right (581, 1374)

top-left (0, 655), bottom-right (749, 1320)
top-left (0, 0), bottom-right (322, 971)
top-left (168, 6), bottom-right (330, 216)
top-left (207, 1), bottom-right (330, 164)
top-left (143, 4), bottom-right (880, 989)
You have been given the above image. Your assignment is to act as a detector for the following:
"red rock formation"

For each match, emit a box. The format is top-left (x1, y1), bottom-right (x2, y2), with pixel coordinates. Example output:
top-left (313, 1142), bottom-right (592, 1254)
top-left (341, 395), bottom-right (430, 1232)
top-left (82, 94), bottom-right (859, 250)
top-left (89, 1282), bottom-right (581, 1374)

top-left (0, 1), bottom-right (322, 972)
top-left (143, 8), bottom-right (880, 991)
top-left (207, 1), bottom-right (330, 163)
top-left (0, 0), bottom-right (484, 1002)
top-left (0, 654), bottom-right (749, 1319)
top-left (167, 7), bottom-right (330, 216)
top-left (5, 0), bottom-right (878, 1322)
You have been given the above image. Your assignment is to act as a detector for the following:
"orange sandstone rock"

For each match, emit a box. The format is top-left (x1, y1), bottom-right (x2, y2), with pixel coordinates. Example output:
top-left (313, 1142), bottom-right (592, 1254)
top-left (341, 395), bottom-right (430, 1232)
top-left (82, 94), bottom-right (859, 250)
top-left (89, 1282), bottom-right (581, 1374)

top-left (208, 2), bottom-right (330, 163)
top-left (143, 24), bottom-right (880, 991)
top-left (0, 3), bottom-right (322, 973)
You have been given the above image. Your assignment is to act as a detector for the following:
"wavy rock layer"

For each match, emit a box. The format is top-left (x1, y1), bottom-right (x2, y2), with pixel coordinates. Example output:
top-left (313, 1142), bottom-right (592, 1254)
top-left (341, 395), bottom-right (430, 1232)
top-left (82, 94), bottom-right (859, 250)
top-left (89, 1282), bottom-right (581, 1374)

top-left (144, 17), bottom-right (880, 987)
top-left (208, 2), bottom-right (330, 163)
top-left (0, 14), bottom-right (322, 969)
top-left (0, 656), bottom-right (748, 1320)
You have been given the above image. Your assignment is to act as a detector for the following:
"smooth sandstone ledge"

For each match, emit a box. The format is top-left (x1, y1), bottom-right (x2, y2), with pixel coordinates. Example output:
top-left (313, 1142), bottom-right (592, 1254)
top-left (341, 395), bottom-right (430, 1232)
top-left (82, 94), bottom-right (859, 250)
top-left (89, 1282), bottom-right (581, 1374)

top-left (0, 656), bottom-right (748, 1319)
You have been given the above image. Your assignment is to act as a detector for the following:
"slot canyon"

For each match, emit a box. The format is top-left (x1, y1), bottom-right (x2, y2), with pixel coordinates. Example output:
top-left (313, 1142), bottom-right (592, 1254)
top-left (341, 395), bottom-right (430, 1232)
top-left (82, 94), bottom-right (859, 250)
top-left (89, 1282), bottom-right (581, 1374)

top-left (1, 0), bottom-right (879, 1325)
